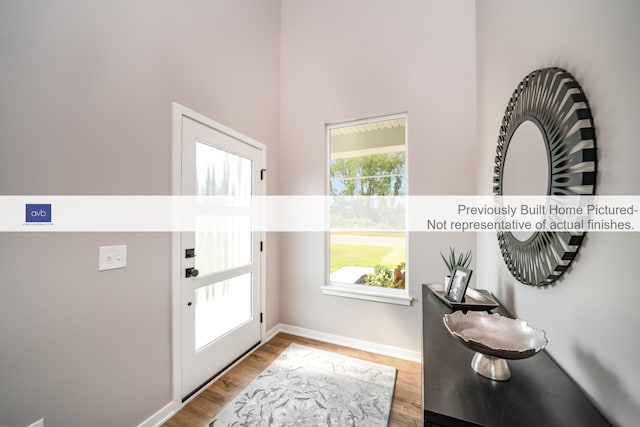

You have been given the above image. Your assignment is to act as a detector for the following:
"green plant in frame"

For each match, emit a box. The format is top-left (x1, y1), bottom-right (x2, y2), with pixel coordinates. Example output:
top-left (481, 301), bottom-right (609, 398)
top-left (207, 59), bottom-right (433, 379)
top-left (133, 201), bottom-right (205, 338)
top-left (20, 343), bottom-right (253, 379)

top-left (365, 264), bottom-right (393, 287)
top-left (362, 262), bottom-right (406, 288)
top-left (440, 247), bottom-right (472, 275)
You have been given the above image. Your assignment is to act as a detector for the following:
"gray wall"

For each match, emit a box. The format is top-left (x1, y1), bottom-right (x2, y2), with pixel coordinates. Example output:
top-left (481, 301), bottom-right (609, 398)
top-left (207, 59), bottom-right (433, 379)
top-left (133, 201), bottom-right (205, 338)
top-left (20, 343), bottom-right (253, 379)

top-left (475, 1), bottom-right (640, 426)
top-left (0, 1), bottom-right (280, 426)
top-left (278, 0), bottom-right (477, 352)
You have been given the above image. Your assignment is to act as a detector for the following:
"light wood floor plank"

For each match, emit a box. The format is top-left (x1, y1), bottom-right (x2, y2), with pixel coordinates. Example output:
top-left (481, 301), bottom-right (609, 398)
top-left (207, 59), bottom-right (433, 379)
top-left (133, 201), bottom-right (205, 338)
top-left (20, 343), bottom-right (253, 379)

top-left (163, 333), bottom-right (422, 426)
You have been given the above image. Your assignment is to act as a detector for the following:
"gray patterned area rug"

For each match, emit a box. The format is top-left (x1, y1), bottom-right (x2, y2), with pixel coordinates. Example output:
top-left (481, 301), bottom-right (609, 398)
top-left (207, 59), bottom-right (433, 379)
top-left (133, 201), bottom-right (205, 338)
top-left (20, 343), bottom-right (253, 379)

top-left (209, 343), bottom-right (396, 426)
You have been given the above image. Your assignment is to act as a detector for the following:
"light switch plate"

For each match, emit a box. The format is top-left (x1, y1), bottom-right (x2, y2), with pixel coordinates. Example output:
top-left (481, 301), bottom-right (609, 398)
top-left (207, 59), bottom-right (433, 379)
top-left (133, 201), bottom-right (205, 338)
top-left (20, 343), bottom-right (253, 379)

top-left (99, 245), bottom-right (127, 271)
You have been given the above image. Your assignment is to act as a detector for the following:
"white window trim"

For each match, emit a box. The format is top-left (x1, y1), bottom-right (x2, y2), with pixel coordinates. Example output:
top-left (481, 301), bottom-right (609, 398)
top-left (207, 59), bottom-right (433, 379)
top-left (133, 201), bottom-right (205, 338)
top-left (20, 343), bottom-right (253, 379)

top-left (325, 112), bottom-right (411, 306)
top-left (321, 284), bottom-right (412, 306)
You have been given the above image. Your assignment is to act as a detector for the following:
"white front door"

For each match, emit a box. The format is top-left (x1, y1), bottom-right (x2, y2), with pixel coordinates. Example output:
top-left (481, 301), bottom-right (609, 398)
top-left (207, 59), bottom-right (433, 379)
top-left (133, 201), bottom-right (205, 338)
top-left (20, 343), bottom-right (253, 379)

top-left (180, 115), bottom-right (263, 400)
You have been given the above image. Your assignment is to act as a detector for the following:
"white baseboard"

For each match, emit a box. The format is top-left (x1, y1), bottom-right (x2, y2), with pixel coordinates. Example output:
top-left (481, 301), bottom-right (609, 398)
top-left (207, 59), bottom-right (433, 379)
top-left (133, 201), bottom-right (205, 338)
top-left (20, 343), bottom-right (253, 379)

top-left (26, 419), bottom-right (44, 427)
top-left (137, 401), bottom-right (175, 427)
top-left (271, 323), bottom-right (422, 363)
top-left (265, 323), bottom-right (283, 343)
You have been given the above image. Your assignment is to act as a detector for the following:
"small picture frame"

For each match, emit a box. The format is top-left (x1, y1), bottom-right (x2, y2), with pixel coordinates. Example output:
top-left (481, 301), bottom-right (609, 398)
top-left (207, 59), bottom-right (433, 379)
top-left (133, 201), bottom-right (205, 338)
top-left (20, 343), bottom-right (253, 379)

top-left (445, 267), bottom-right (473, 303)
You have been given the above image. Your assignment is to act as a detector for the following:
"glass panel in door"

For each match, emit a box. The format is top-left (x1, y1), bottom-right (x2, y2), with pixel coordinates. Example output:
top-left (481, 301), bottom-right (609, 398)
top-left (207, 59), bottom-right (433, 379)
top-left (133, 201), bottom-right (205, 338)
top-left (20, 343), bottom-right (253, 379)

top-left (194, 273), bottom-right (252, 350)
top-left (195, 142), bottom-right (252, 276)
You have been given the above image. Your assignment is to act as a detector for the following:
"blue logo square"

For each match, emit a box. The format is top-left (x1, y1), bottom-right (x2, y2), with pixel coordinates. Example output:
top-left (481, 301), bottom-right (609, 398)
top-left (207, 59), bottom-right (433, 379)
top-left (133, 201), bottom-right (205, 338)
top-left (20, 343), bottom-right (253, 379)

top-left (26, 204), bottom-right (52, 223)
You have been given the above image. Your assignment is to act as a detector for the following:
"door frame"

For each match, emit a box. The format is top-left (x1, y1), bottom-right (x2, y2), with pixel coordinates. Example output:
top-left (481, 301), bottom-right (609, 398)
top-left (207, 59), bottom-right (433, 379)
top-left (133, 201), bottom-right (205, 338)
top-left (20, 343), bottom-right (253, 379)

top-left (170, 102), bottom-right (267, 408)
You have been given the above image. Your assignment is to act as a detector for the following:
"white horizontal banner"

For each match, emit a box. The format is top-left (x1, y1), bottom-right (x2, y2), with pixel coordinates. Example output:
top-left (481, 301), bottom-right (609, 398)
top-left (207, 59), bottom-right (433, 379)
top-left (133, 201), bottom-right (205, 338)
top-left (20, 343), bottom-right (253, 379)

top-left (1, 195), bottom-right (639, 232)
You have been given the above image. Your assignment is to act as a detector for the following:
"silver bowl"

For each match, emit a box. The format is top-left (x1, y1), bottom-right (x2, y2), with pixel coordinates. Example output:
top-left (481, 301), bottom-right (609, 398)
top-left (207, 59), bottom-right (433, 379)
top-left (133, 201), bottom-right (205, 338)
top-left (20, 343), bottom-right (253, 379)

top-left (443, 311), bottom-right (548, 381)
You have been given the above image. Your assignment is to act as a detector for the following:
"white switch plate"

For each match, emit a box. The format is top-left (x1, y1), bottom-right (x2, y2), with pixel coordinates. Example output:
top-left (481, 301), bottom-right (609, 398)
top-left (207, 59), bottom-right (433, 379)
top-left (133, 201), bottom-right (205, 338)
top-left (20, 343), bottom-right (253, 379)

top-left (27, 419), bottom-right (44, 427)
top-left (99, 245), bottom-right (127, 271)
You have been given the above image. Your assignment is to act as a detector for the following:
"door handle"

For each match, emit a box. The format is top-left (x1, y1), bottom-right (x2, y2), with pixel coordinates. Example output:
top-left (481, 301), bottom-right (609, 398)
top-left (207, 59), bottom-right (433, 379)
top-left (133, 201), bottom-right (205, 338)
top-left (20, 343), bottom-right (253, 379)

top-left (185, 268), bottom-right (199, 278)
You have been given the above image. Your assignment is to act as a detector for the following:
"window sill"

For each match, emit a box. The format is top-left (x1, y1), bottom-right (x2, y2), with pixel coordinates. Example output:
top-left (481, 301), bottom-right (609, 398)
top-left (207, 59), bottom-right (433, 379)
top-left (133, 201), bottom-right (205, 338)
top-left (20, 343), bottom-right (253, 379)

top-left (321, 284), bottom-right (412, 306)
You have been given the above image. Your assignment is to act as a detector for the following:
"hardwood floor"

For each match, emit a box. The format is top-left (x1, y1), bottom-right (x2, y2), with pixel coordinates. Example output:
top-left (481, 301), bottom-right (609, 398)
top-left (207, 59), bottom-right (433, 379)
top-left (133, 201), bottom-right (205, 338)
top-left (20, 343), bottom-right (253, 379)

top-left (163, 333), bottom-right (423, 426)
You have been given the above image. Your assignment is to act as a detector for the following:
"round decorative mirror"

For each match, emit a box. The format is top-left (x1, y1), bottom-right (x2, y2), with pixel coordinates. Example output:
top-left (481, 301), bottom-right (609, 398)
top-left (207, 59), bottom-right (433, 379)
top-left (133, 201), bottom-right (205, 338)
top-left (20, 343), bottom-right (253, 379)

top-left (493, 67), bottom-right (597, 286)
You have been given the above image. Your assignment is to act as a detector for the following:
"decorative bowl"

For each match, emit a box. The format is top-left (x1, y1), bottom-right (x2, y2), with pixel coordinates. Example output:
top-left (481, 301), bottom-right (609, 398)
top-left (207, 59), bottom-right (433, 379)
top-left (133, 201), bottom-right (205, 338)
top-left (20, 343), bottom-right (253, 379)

top-left (443, 311), bottom-right (548, 381)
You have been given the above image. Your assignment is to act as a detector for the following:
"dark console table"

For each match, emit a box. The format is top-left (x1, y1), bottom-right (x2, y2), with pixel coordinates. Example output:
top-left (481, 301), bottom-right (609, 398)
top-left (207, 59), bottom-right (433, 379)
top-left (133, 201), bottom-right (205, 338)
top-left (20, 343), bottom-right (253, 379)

top-left (422, 284), bottom-right (612, 427)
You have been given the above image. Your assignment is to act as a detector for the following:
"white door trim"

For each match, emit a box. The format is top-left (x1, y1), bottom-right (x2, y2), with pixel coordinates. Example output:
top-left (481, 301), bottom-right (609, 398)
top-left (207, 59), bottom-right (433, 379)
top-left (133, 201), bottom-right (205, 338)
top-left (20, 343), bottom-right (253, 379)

top-left (170, 102), bottom-right (267, 409)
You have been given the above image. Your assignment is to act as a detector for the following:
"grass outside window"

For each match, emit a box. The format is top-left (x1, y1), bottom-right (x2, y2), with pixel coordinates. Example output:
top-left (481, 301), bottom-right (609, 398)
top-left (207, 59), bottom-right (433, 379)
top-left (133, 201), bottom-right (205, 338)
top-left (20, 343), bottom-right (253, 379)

top-left (329, 243), bottom-right (405, 273)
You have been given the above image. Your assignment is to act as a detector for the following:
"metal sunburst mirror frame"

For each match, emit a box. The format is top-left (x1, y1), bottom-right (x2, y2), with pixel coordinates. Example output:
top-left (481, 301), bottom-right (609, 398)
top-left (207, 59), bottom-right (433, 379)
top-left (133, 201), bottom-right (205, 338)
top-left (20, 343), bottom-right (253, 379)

top-left (493, 67), bottom-right (597, 286)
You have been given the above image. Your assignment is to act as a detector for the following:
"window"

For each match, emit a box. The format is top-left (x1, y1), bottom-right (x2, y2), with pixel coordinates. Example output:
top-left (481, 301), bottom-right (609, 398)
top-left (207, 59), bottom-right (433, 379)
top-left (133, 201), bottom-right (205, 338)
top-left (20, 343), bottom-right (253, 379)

top-left (323, 114), bottom-right (410, 305)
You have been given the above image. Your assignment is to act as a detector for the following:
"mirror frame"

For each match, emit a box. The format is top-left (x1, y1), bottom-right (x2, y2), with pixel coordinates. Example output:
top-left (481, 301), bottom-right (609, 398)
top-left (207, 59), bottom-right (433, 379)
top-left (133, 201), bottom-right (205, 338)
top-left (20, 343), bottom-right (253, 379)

top-left (493, 67), bottom-right (597, 286)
